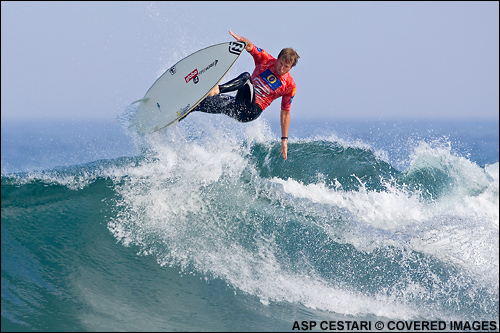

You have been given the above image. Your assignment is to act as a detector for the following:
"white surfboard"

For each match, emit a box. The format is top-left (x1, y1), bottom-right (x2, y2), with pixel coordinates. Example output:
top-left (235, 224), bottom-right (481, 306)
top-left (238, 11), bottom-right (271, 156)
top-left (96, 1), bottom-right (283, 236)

top-left (130, 41), bottom-right (247, 134)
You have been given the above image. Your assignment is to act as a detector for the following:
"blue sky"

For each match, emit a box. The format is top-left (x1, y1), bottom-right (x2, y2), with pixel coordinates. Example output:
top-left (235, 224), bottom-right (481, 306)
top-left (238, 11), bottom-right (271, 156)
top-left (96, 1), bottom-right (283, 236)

top-left (1, 1), bottom-right (498, 123)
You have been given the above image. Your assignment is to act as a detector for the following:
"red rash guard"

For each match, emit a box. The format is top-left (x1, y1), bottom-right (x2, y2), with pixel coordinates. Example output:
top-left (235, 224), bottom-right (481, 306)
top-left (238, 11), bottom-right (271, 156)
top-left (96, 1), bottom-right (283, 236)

top-left (249, 45), bottom-right (296, 112)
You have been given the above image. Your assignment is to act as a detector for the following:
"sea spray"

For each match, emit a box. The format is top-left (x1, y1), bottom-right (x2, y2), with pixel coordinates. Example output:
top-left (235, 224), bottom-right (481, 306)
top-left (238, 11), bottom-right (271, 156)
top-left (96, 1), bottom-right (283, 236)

top-left (105, 116), bottom-right (498, 321)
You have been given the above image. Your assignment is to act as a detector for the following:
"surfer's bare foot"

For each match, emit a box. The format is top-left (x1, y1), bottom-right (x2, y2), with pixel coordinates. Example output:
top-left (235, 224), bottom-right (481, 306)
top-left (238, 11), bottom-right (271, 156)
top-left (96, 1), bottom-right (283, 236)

top-left (208, 85), bottom-right (220, 96)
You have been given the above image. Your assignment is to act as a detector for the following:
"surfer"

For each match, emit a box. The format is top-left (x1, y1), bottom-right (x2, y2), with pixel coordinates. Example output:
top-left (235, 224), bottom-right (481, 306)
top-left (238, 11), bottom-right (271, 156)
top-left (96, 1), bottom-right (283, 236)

top-left (193, 31), bottom-right (299, 160)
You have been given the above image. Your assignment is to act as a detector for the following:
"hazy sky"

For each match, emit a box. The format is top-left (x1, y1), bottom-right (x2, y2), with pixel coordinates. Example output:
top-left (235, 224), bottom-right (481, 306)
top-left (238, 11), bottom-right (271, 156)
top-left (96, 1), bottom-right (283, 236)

top-left (1, 1), bottom-right (499, 123)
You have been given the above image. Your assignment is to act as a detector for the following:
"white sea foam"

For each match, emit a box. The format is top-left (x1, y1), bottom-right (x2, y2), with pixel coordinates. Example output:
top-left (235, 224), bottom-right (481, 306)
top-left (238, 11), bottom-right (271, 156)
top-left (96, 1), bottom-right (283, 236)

top-left (107, 116), bottom-right (498, 320)
top-left (267, 142), bottom-right (499, 288)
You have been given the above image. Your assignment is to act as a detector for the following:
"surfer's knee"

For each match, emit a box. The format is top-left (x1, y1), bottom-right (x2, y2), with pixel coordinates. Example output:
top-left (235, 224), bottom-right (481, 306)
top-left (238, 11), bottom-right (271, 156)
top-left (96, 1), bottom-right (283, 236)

top-left (241, 72), bottom-right (251, 81)
top-left (208, 85), bottom-right (220, 96)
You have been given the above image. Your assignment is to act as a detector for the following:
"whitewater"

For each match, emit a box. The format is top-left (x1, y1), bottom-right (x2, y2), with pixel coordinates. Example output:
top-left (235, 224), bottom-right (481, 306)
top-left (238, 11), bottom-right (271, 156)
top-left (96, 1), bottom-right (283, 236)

top-left (2, 114), bottom-right (499, 331)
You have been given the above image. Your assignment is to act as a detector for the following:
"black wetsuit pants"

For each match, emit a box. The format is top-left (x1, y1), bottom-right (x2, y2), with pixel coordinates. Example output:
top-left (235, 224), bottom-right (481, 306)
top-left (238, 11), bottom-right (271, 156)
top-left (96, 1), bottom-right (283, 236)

top-left (193, 72), bottom-right (263, 122)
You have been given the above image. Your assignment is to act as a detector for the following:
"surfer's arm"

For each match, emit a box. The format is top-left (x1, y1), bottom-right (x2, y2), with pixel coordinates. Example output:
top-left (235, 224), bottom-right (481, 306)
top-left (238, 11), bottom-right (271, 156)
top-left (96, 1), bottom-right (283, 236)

top-left (280, 109), bottom-right (290, 160)
top-left (229, 31), bottom-right (253, 52)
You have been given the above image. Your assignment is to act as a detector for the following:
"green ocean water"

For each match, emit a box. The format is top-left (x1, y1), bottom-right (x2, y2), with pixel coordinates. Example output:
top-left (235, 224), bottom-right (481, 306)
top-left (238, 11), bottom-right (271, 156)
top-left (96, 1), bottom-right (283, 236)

top-left (2, 116), bottom-right (498, 331)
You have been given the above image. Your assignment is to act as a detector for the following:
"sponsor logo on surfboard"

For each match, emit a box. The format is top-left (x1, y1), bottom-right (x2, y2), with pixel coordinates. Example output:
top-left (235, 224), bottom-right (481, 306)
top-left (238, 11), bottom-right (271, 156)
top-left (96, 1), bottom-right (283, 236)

top-left (198, 59), bottom-right (218, 76)
top-left (185, 60), bottom-right (218, 84)
top-left (185, 69), bottom-right (198, 83)
top-left (229, 41), bottom-right (245, 55)
top-left (176, 103), bottom-right (191, 117)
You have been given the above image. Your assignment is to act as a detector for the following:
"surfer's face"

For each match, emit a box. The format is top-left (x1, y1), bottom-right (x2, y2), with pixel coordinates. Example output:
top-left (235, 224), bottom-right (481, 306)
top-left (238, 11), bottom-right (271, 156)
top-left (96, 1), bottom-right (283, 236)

top-left (274, 58), bottom-right (293, 76)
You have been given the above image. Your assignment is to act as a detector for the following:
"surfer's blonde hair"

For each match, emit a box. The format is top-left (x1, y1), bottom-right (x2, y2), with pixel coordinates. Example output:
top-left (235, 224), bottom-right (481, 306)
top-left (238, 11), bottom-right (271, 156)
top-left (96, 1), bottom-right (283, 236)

top-left (278, 48), bottom-right (300, 67)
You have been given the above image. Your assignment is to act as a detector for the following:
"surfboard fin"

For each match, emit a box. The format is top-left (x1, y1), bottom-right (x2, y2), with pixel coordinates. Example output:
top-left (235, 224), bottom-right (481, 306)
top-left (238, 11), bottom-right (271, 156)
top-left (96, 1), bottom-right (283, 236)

top-left (130, 98), bottom-right (149, 105)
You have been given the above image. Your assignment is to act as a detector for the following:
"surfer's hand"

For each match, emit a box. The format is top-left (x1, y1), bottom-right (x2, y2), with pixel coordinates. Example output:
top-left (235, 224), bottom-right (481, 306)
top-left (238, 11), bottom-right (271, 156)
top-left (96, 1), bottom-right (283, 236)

top-left (281, 139), bottom-right (288, 160)
top-left (229, 31), bottom-right (252, 51)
